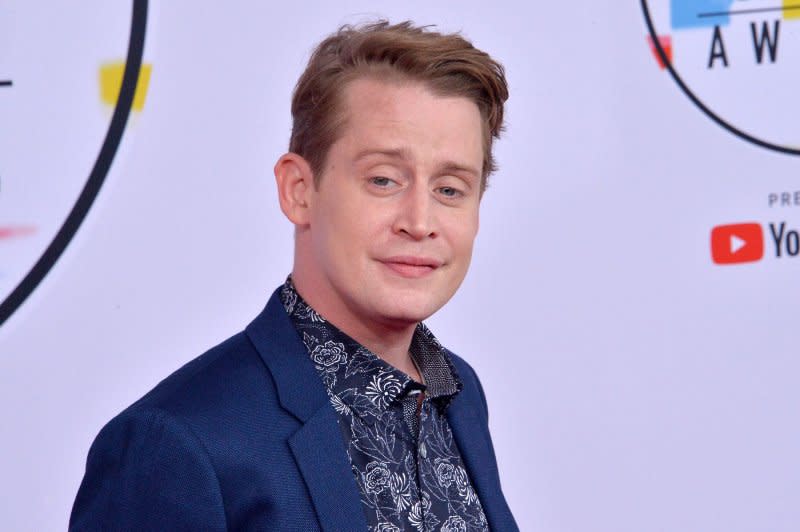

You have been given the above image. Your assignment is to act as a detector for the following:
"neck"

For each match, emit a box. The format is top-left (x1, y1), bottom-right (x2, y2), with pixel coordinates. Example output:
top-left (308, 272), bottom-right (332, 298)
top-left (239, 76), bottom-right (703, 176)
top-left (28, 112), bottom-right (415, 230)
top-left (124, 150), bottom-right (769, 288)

top-left (291, 268), bottom-right (420, 380)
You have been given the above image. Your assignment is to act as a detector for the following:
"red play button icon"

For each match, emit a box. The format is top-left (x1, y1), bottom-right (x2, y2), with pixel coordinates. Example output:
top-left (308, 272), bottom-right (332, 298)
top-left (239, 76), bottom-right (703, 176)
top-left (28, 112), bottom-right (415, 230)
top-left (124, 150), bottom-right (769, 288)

top-left (710, 223), bottom-right (764, 265)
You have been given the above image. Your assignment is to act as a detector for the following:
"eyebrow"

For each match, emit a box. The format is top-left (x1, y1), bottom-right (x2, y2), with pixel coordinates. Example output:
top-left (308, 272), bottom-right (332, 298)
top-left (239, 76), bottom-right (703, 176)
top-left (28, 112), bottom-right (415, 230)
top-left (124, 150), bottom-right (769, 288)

top-left (354, 148), bottom-right (481, 180)
top-left (353, 147), bottom-right (411, 162)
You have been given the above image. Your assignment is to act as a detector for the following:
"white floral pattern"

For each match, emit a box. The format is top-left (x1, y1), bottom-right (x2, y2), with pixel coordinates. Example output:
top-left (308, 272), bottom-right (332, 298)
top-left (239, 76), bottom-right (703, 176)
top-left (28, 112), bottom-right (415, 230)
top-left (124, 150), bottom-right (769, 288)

top-left (329, 393), bottom-right (352, 416)
top-left (389, 472), bottom-right (412, 512)
top-left (441, 515), bottom-right (468, 532)
top-left (281, 277), bottom-right (488, 532)
top-left (364, 462), bottom-right (391, 494)
top-left (454, 466), bottom-right (479, 505)
top-left (365, 373), bottom-right (404, 408)
top-left (310, 341), bottom-right (348, 373)
top-left (435, 458), bottom-right (456, 488)
top-left (408, 492), bottom-right (435, 531)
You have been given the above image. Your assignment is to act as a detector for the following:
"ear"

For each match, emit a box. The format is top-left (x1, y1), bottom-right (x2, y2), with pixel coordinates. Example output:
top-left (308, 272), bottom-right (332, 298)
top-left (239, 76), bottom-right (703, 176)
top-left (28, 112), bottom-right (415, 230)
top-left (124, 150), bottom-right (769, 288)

top-left (274, 153), bottom-right (315, 226)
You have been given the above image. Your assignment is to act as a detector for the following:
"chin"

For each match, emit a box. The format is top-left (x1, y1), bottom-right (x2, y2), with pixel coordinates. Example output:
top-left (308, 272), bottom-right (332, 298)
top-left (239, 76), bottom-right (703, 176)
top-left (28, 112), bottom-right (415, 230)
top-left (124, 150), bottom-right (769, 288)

top-left (374, 288), bottom-right (450, 325)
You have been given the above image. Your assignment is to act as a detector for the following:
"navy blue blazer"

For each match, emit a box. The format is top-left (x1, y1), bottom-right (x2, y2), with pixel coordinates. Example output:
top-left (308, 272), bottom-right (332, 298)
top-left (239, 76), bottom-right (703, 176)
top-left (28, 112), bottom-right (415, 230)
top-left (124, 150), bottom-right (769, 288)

top-left (70, 289), bottom-right (518, 531)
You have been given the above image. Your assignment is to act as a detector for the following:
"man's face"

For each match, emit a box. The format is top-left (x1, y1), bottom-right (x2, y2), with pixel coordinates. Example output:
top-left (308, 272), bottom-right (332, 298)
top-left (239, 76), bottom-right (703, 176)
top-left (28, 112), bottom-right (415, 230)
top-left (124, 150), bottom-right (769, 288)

top-left (297, 78), bottom-right (483, 333)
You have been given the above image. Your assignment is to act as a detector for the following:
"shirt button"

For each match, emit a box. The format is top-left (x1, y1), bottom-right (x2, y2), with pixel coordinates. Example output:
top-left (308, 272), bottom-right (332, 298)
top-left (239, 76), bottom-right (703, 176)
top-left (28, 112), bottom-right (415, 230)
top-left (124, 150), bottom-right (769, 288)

top-left (419, 442), bottom-right (427, 458)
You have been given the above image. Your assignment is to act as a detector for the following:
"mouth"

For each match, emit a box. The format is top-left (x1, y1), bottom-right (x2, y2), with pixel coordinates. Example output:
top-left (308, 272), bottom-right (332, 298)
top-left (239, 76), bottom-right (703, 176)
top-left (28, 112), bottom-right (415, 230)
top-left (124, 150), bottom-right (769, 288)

top-left (379, 256), bottom-right (443, 279)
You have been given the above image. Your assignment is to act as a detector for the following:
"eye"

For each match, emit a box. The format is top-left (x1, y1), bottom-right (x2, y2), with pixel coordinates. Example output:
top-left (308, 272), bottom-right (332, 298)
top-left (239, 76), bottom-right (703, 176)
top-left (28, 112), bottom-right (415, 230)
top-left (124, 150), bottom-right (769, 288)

top-left (370, 176), bottom-right (394, 187)
top-left (437, 186), bottom-right (463, 198)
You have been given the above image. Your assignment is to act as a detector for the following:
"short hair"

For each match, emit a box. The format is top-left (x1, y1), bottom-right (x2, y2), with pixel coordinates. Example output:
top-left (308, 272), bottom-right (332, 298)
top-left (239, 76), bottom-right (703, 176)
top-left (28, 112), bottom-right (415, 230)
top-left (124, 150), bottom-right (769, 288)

top-left (289, 20), bottom-right (509, 191)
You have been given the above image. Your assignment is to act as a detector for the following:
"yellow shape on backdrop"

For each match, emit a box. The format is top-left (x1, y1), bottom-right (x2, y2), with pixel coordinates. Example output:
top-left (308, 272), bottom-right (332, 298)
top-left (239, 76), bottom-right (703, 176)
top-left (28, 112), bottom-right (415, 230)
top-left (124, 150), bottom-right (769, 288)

top-left (99, 61), bottom-right (152, 111)
top-left (785, 0), bottom-right (800, 19)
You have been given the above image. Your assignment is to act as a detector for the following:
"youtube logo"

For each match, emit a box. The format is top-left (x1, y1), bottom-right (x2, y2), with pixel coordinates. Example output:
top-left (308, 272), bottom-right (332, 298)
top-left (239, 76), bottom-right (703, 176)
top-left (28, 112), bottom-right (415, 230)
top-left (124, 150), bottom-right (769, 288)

top-left (710, 223), bottom-right (764, 265)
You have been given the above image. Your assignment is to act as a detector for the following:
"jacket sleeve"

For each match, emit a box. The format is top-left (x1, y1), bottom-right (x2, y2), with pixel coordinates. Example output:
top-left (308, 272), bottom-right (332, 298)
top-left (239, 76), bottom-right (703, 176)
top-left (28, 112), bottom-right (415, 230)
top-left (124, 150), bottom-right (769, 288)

top-left (69, 407), bottom-right (227, 532)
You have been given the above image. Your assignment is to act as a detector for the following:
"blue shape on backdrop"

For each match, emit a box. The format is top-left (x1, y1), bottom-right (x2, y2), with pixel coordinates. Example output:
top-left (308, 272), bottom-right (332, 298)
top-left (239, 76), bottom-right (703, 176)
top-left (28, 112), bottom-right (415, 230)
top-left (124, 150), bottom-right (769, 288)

top-left (671, 0), bottom-right (734, 29)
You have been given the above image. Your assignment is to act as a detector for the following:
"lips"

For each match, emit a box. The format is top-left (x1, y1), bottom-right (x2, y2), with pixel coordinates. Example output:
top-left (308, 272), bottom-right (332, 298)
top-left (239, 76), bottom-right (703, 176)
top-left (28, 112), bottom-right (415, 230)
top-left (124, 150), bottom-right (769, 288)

top-left (379, 256), bottom-right (443, 278)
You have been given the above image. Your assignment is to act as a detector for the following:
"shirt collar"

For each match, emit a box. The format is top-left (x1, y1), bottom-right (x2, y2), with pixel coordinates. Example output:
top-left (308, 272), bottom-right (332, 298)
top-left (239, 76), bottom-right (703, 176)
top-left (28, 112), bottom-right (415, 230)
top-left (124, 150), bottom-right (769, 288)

top-left (279, 277), bottom-right (462, 415)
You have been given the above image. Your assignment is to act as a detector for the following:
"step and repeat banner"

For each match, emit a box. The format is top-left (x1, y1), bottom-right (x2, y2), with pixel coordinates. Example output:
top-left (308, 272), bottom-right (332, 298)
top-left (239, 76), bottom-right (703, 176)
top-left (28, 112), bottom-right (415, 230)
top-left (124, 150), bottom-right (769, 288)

top-left (1, 1), bottom-right (798, 530)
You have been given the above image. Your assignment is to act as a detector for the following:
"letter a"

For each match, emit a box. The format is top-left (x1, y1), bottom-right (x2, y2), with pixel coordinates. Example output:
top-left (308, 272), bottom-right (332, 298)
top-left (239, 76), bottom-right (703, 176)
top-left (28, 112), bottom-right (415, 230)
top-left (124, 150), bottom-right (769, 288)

top-left (708, 26), bottom-right (728, 68)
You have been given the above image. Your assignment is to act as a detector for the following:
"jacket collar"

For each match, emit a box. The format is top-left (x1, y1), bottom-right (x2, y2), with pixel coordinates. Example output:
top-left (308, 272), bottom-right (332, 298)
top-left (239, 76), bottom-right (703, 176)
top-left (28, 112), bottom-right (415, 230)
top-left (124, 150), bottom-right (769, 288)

top-left (246, 288), bottom-right (328, 422)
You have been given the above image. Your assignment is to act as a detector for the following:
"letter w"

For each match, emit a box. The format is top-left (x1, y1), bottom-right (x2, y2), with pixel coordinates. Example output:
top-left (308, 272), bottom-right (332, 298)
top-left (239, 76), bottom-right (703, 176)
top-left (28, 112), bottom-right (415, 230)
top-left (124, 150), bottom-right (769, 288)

top-left (751, 20), bottom-right (780, 63)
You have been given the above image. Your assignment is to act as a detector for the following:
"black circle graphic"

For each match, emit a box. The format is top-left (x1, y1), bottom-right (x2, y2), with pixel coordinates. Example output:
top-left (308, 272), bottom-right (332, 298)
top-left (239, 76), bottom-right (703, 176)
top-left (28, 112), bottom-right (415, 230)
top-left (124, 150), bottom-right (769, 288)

top-left (0, 1), bottom-right (149, 326)
top-left (641, 0), bottom-right (800, 156)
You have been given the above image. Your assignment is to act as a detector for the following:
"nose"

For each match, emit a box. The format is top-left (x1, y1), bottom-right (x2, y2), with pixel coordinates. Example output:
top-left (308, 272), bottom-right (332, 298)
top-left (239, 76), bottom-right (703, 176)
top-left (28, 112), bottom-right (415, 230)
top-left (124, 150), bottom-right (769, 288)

top-left (392, 183), bottom-right (438, 240)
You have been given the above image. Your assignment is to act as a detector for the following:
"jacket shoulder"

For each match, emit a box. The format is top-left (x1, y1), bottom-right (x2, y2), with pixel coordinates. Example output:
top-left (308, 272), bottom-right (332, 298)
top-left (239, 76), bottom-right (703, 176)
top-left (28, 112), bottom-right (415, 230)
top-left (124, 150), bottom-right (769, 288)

top-left (130, 331), bottom-right (268, 414)
top-left (70, 402), bottom-right (228, 530)
top-left (71, 327), bottom-right (310, 530)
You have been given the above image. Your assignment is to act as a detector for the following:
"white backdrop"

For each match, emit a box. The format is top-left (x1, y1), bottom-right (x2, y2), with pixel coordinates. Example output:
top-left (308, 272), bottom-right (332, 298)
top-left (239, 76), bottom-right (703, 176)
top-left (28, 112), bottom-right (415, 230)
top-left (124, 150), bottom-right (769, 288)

top-left (1, 2), bottom-right (799, 531)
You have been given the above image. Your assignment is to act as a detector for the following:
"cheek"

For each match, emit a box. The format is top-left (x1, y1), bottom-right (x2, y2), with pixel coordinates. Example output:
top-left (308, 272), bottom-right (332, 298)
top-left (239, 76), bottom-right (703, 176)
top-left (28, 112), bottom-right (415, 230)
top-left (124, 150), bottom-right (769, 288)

top-left (320, 204), bottom-right (382, 261)
top-left (448, 216), bottom-right (479, 257)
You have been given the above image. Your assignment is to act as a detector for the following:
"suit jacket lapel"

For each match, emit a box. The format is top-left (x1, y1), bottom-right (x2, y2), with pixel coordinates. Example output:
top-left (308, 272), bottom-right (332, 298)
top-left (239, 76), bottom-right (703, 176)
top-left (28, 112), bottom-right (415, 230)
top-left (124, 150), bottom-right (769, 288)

top-left (447, 393), bottom-right (518, 531)
top-left (246, 290), bottom-right (328, 421)
top-left (289, 405), bottom-right (368, 532)
top-left (246, 289), bottom-right (367, 531)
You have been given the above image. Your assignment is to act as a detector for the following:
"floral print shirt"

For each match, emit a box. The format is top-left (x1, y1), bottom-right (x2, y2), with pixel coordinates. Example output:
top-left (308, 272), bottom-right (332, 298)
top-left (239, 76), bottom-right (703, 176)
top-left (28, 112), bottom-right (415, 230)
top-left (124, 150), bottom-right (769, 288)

top-left (280, 279), bottom-right (489, 532)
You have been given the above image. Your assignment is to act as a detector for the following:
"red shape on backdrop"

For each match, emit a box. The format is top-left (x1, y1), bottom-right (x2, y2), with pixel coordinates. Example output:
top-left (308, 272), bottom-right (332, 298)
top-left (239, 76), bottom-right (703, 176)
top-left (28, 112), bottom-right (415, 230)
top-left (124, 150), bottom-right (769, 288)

top-left (0, 226), bottom-right (36, 240)
top-left (647, 35), bottom-right (672, 69)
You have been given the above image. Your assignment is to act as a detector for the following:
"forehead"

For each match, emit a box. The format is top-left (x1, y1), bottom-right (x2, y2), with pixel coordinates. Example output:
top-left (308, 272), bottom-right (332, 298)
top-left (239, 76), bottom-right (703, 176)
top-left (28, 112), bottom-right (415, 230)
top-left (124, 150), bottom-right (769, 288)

top-left (334, 77), bottom-right (484, 169)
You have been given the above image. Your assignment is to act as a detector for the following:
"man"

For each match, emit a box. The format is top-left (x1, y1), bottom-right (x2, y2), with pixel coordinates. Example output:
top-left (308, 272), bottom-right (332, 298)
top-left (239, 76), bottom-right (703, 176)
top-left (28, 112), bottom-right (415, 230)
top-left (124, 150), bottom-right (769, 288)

top-left (71, 21), bottom-right (516, 531)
